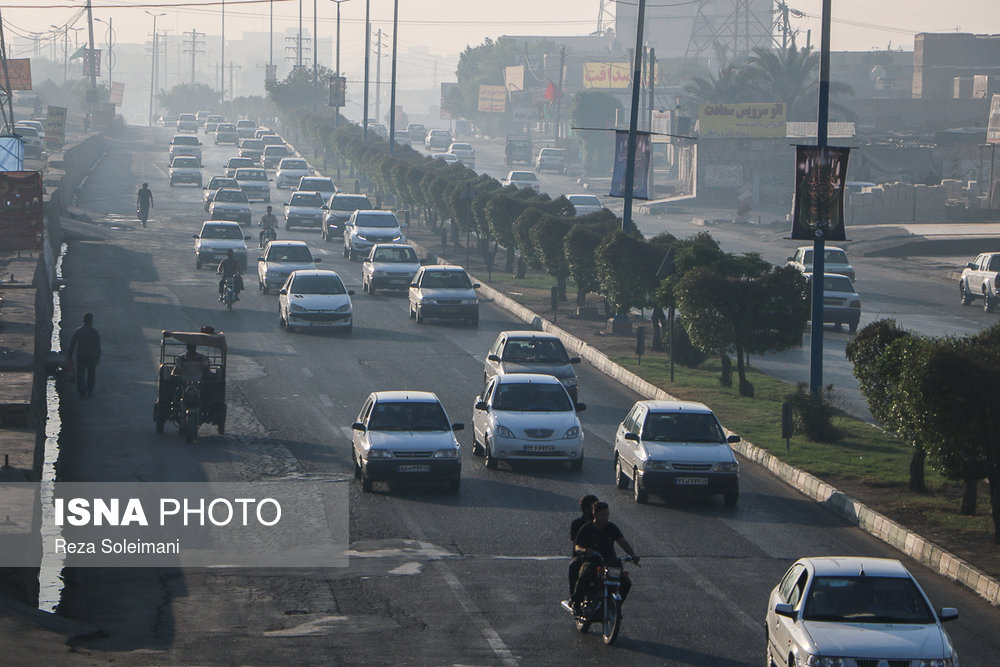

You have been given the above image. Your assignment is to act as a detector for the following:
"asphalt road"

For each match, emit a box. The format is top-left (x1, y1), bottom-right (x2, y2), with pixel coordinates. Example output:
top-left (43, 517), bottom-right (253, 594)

top-left (53, 125), bottom-right (1000, 665)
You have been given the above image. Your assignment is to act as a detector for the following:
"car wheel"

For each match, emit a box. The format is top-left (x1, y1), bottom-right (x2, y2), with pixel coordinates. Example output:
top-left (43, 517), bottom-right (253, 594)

top-left (169, 178), bottom-right (175, 187)
top-left (261, 283), bottom-right (269, 295)
top-left (985, 290), bottom-right (995, 313)
top-left (196, 258), bottom-right (202, 270)
top-left (367, 281), bottom-right (376, 295)
top-left (361, 469), bottom-right (373, 493)
top-left (409, 303), bottom-right (416, 320)
top-left (849, 320), bottom-right (858, 333)
top-left (615, 455), bottom-right (629, 489)
top-left (343, 244), bottom-right (350, 259)
top-left (723, 483), bottom-right (739, 508)
top-left (633, 469), bottom-right (648, 504)
top-left (447, 478), bottom-right (461, 493)
top-left (469, 314), bottom-right (479, 327)
top-left (570, 455), bottom-right (583, 472)
top-left (321, 228), bottom-right (328, 241)
top-left (415, 306), bottom-right (424, 324)
top-left (472, 434), bottom-right (483, 456)
top-left (484, 437), bottom-right (498, 470)
top-left (960, 281), bottom-right (973, 306)
top-left (353, 452), bottom-right (362, 479)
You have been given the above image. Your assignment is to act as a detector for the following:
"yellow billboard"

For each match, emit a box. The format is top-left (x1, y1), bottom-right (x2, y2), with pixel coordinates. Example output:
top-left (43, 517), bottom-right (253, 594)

top-left (697, 102), bottom-right (786, 138)
top-left (583, 62), bottom-right (631, 89)
top-left (477, 85), bottom-right (506, 113)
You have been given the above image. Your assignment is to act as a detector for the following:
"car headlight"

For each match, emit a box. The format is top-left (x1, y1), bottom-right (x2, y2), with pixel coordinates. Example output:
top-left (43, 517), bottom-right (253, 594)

top-left (356, 233), bottom-right (370, 241)
top-left (333, 303), bottom-right (351, 313)
top-left (289, 303), bottom-right (307, 312)
top-left (494, 425), bottom-right (516, 439)
top-left (803, 656), bottom-right (845, 667)
top-left (849, 300), bottom-right (861, 308)
top-left (560, 377), bottom-right (577, 387)
top-left (392, 233), bottom-right (404, 241)
top-left (643, 460), bottom-right (671, 471)
top-left (433, 449), bottom-right (459, 459)
top-left (916, 659), bottom-right (955, 667)
top-left (562, 426), bottom-right (580, 439)
top-left (713, 462), bottom-right (739, 473)
top-left (462, 298), bottom-right (478, 305)
top-left (367, 449), bottom-right (392, 459)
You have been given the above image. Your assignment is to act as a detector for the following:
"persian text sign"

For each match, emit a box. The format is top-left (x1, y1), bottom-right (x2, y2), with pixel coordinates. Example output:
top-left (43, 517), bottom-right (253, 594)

top-left (698, 102), bottom-right (786, 138)
top-left (0, 171), bottom-right (43, 251)
top-left (583, 62), bottom-right (631, 89)
top-left (988, 94), bottom-right (1000, 144)
top-left (44, 106), bottom-right (67, 149)
top-left (477, 85), bottom-right (506, 113)
top-left (4, 59), bottom-right (32, 90)
top-left (110, 81), bottom-right (125, 106)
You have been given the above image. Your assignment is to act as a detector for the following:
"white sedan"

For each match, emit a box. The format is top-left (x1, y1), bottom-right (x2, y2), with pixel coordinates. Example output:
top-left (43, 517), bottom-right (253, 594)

top-left (278, 269), bottom-right (354, 333)
top-left (765, 556), bottom-right (959, 667)
top-left (566, 193), bottom-right (606, 216)
top-left (501, 170), bottom-right (540, 192)
top-left (472, 373), bottom-right (585, 471)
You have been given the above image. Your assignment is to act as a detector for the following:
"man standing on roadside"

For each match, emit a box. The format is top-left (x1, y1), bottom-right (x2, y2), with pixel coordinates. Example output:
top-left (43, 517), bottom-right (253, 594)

top-left (68, 312), bottom-right (101, 399)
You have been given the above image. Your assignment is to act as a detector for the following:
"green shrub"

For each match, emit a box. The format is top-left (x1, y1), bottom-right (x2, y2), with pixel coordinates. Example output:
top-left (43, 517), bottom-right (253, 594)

top-left (785, 382), bottom-right (840, 442)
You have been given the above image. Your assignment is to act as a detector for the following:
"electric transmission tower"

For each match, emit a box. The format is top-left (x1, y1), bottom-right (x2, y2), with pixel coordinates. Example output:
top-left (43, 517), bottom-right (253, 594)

top-left (686, 0), bottom-right (774, 60)
top-left (183, 29), bottom-right (205, 83)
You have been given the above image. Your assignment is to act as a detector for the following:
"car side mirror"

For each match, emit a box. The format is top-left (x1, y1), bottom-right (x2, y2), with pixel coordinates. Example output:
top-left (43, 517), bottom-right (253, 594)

top-left (352, 422), bottom-right (366, 432)
top-left (773, 603), bottom-right (796, 619)
top-left (487, 354), bottom-right (500, 363)
top-left (193, 234), bottom-right (201, 239)
top-left (475, 400), bottom-right (487, 411)
top-left (282, 203), bottom-right (288, 206)
top-left (570, 357), bottom-right (581, 364)
top-left (410, 282), bottom-right (418, 288)
top-left (314, 258), bottom-right (322, 263)
top-left (451, 423), bottom-right (464, 432)
top-left (575, 402), bottom-right (587, 412)
top-left (624, 432), bottom-right (640, 442)
top-left (322, 206), bottom-right (329, 210)
top-left (279, 288), bottom-right (287, 295)
top-left (786, 256), bottom-right (794, 262)
top-left (938, 607), bottom-right (959, 622)
top-left (362, 258), bottom-right (370, 264)
top-left (244, 235), bottom-right (252, 241)
top-left (472, 284), bottom-right (481, 289)
top-left (727, 434), bottom-right (741, 444)
top-left (257, 257), bottom-right (265, 262)
top-left (967, 262), bottom-right (976, 269)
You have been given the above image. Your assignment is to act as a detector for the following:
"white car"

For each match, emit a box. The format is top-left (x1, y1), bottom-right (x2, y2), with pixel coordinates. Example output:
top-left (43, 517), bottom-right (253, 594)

top-left (447, 142), bottom-right (475, 168)
top-left (361, 243), bottom-right (420, 294)
top-left (566, 193), bottom-right (605, 216)
top-left (225, 157), bottom-right (256, 177)
top-left (262, 144), bottom-right (292, 170)
top-left (322, 193), bottom-right (373, 242)
top-left (484, 331), bottom-right (581, 401)
top-left (203, 176), bottom-right (239, 211)
top-left (176, 113), bottom-right (199, 133)
top-left (278, 269), bottom-right (354, 333)
top-left (283, 190), bottom-right (326, 229)
top-left (501, 170), bottom-right (541, 192)
top-left (351, 390), bottom-right (463, 493)
top-left (297, 176), bottom-right (337, 203)
top-left (408, 264), bottom-right (479, 326)
top-left (472, 373), bottom-right (585, 471)
top-left (765, 557), bottom-right (959, 667)
top-left (168, 156), bottom-right (202, 187)
top-left (13, 124), bottom-right (41, 149)
top-left (425, 129), bottom-right (452, 151)
top-left (275, 157), bottom-right (311, 189)
top-left (805, 272), bottom-right (862, 333)
top-left (234, 167), bottom-right (271, 202)
top-left (193, 221), bottom-right (250, 270)
top-left (257, 240), bottom-right (320, 294)
top-left (535, 147), bottom-right (566, 173)
top-left (786, 246), bottom-right (855, 281)
top-left (343, 210), bottom-right (405, 261)
top-left (207, 188), bottom-right (252, 225)
top-left (613, 400), bottom-right (741, 506)
top-left (203, 114), bottom-right (224, 134)
top-left (16, 119), bottom-right (44, 140)
top-left (214, 122), bottom-right (238, 145)
top-left (392, 129), bottom-right (410, 145)
top-left (431, 153), bottom-right (459, 165)
top-left (236, 119), bottom-right (257, 139)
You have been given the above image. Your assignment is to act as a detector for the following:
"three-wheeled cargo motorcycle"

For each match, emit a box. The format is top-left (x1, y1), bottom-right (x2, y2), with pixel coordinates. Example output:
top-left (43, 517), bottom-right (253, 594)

top-left (153, 329), bottom-right (227, 442)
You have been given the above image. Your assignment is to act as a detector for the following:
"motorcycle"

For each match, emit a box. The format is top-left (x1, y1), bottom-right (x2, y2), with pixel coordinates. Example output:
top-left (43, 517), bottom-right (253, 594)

top-left (561, 554), bottom-right (633, 645)
top-left (260, 226), bottom-right (277, 248)
top-left (221, 275), bottom-right (239, 311)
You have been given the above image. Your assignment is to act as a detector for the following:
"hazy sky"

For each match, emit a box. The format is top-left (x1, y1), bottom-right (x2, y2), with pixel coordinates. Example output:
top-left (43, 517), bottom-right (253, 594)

top-left (3, 0), bottom-right (999, 75)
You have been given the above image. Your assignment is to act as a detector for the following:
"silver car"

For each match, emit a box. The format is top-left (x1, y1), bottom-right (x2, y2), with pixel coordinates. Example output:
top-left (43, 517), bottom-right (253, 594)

top-left (361, 243), bottom-right (420, 294)
top-left (483, 331), bottom-right (581, 401)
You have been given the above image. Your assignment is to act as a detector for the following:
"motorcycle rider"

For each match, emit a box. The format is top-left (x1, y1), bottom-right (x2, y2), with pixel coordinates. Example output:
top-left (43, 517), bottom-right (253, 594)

top-left (136, 182), bottom-right (154, 226)
top-left (173, 344), bottom-right (211, 383)
top-left (568, 501), bottom-right (639, 615)
top-left (258, 205), bottom-right (278, 247)
top-left (217, 249), bottom-right (244, 301)
top-left (568, 494), bottom-right (599, 595)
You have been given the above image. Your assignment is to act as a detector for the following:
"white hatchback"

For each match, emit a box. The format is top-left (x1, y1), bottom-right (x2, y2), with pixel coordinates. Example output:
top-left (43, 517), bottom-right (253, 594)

top-left (472, 373), bottom-right (585, 471)
top-left (278, 269), bottom-right (353, 333)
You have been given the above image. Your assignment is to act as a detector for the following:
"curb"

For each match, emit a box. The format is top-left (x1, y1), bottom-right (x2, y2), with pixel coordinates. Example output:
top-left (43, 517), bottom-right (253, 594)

top-left (411, 239), bottom-right (1000, 608)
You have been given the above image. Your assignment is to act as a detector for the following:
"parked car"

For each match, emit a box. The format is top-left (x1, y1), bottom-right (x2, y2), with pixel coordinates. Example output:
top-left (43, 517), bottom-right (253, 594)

top-left (535, 147), bottom-right (566, 173)
top-left (208, 188), bottom-right (252, 225)
top-left (959, 251), bottom-right (1000, 311)
top-left (343, 210), bottom-right (405, 260)
top-left (322, 193), bottom-right (373, 242)
top-left (765, 557), bottom-right (959, 667)
top-left (501, 170), bottom-right (541, 191)
top-left (224, 157), bottom-right (256, 177)
top-left (566, 193), bottom-right (605, 216)
top-left (406, 123), bottom-right (426, 143)
top-left (193, 221), bottom-right (251, 270)
top-left (203, 176), bottom-right (239, 211)
top-left (234, 167), bottom-right (272, 202)
top-left (361, 243), bottom-right (420, 294)
top-left (447, 142), bottom-right (475, 168)
top-left (351, 390), bottom-right (462, 492)
top-left (235, 119), bottom-right (257, 139)
top-left (237, 138), bottom-right (265, 163)
top-left (283, 190), bottom-right (326, 229)
top-left (484, 331), bottom-right (581, 401)
top-left (262, 144), bottom-right (292, 170)
top-left (472, 373), bottom-right (585, 471)
top-left (168, 156), bottom-right (202, 187)
top-left (786, 246), bottom-right (855, 281)
top-left (204, 114), bottom-right (224, 133)
top-left (408, 265), bottom-right (480, 326)
top-left (424, 129), bottom-right (452, 151)
top-left (176, 113), bottom-right (199, 133)
top-left (297, 176), bottom-right (337, 203)
top-left (214, 122), bottom-right (238, 145)
top-left (257, 240), bottom-right (320, 294)
top-left (275, 157), bottom-right (311, 189)
top-left (806, 272), bottom-right (861, 333)
top-left (278, 269), bottom-right (353, 333)
top-left (613, 400), bottom-right (741, 506)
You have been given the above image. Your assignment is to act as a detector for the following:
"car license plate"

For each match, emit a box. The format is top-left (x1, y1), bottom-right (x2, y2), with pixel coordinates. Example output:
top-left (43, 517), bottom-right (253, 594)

top-left (398, 464), bottom-right (430, 473)
top-left (524, 445), bottom-right (554, 452)
top-left (676, 477), bottom-right (708, 486)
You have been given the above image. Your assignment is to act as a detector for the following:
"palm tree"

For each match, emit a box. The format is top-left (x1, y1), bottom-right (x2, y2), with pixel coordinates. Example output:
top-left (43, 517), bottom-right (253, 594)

top-left (744, 44), bottom-right (854, 121)
top-left (683, 64), bottom-right (760, 105)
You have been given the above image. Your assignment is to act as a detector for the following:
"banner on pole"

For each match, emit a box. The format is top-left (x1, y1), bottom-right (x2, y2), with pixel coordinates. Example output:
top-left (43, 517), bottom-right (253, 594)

top-left (44, 106), bottom-right (67, 149)
top-left (790, 145), bottom-right (850, 241)
top-left (609, 130), bottom-right (653, 200)
top-left (0, 171), bottom-right (44, 251)
top-left (477, 85), bottom-right (506, 113)
top-left (3, 59), bottom-right (32, 90)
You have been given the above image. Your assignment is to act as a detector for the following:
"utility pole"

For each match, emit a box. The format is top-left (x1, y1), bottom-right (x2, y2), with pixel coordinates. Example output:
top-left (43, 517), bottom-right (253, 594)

top-left (85, 0), bottom-right (97, 129)
top-left (374, 28), bottom-right (383, 123)
top-left (648, 46), bottom-right (656, 131)
top-left (388, 0), bottom-right (398, 153)
top-left (362, 0), bottom-right (370, 141)
top-left (183, 29), bottom-right (205, 84)
top-left (221, 0), bottom-right (226, 104)
top-left (621, 0), bottom-right (647, 234)
top-left (228, 61), bottom-right (242, 99)
top-left (554, 46), bottom-right (565, 141)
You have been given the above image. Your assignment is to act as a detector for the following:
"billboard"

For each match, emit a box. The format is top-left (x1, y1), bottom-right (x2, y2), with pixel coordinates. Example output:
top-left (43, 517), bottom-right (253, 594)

top-left (3, 59), bottom-right (32, 90)
top-left (109, 81), bottom-right (125, 106)
top-left (583, 62), bottom-right (631, 89)
top-left (0, 171), bottom-right (44, 251)
top-left (477, 85), bottom-right (506, 113)
top-left (698, 102), bottom-right (786, 138)
top-left (609, 130), bottom-right (653, 200)
top-left (0, 137), bottom-right (24, 171)
top-left (44, 106), bottom-right (67, 149)
top-left (791, 145), bottom-right (850, 241)
top-left (988, 94), bottom-right (1000, 144)
top-left (82, 49), bottom-right (101, 77)
top-left (504, 66), bottom-right (524, 93)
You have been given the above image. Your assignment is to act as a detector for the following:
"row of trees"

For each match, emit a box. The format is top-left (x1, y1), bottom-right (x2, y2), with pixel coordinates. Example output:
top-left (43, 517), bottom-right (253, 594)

top-left (846, 320), bottom-right (1000, 541)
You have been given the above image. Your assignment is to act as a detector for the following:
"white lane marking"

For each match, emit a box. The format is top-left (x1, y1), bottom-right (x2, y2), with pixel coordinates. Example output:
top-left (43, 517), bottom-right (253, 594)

top-left (388, 562), bottom-right (423, 575)
top-left (301, 367), bottom-right (313, 377)
top-left (285, 343), bottom-right (295, 354)
top-left (318, 394), bottom-right (333, 407)
top-left (263, 615), bottom-right (347, 637)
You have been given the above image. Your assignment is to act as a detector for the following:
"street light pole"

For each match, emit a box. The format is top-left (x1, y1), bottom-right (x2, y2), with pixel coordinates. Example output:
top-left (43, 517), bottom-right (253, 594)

top-left (221, 0), bottom-right (226, 104)
top-left (51, 25), bottom-right (68, 82)
top-left (313, 0), bottom-right (318, 111)
top-left (388, 0), bottom-right (398, 154)
top-left (363, 0), bottom-right (370, 142)
top-left (94, 18), bottom-right (114, 87)
top-left (331, 0), bottom-right (349, 129)
top-left (146, 11), bottom-right (166, 127)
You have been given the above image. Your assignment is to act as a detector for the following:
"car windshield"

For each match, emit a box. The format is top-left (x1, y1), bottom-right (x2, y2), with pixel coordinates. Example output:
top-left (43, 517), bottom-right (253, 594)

top-left (421, 270), bottom-right (471, 289)
top-left (236, 120), bottom-right (255, 128)
top-left (823, 276), bottom-right (856, 293)
top-left (333, 196), bottom-right (370, 211)
top-left (241, 140), bottom-right (263, 149)
top-left (289, 193), bottom-right (324, 207)
top-left (301, 179), bottom-right (333, 190)
top-left (229, 159), bottom-right (253, 168)
top-left (510, 172), bottom-right (535, 181)
top-left (237, 170), bottom-right (266, 181)
top-left (802, 576), bottom-right (934, 624)
top-left (568, 195), bottom-right (600, 207)
top-left (281, 160), bottom-right (308, 170)
top-left (451, 144), bottom-right (472, 151)
top-left (179, 114), bottom-right (196, 121)
top-left (202, 225), bottom-right (243, 240)
top-left (173, 158), bottom-right (199, 167)
top-left (494, 382), bottom-right (572, 412)
top-left (217, 124), bottom-right (236, 131)
top-left (541, 149), bottom-right (564, 157)
top-left (803, 250), bottom-right (848, 264)
top-left (502, 338), bottom-right (569, 363)
top-left (355, 213), bottom-right (398, 228)
top-left (265, 146), bottom-right (289, 155)
top-left (209, 179), bottom-right (237, 189)
top-left (642, 413), bottom-right (725, 443)
top-left (214, 190), bottom-right (248, 203)
top-left (367, 401), bottom-right (450, 431)
top-left (290, 274), bottom-right (346, 294)
top-left (267, 246), bottom-right (313, 262)
top-left (173, 136), bottom-right (199, 145)
top-left (372, 247), bottom-right (417, 263)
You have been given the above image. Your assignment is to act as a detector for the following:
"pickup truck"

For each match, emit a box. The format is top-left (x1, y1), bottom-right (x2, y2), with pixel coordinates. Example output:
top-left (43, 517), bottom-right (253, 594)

top-left (959, 252), bottom-right (1000, 312)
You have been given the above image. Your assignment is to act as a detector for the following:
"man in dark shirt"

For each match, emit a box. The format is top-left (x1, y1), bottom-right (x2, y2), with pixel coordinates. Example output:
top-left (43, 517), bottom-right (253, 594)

top-left (570, 502), bottom-right (639, 613)
top-left (568, 494), bottom-right (599, 594)
top-left (217, 249), bottom-right (243, 300)
top-left (136, 183), bottom-right (154, 225)
top-left (68, 312), bottom-right (101, 399)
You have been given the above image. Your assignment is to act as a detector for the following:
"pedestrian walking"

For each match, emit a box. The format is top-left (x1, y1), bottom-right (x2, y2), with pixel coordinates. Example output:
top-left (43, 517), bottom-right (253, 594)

top-left (68, 312), bottom-right (101, 399)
